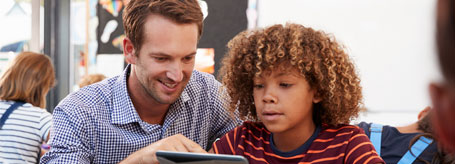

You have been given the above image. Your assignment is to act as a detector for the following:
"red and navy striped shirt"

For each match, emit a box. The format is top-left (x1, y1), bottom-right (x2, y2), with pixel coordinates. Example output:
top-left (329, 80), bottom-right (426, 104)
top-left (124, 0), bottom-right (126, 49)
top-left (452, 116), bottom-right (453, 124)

top-left (213, 121), bottom-right (384, 164)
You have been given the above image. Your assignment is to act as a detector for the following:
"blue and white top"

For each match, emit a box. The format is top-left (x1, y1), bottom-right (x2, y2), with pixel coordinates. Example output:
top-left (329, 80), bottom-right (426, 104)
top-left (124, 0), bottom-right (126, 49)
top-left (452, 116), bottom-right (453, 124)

top-left (0, 100), bottom-right (52, 163)
top-left (41, 65), bottom-right (242, 163)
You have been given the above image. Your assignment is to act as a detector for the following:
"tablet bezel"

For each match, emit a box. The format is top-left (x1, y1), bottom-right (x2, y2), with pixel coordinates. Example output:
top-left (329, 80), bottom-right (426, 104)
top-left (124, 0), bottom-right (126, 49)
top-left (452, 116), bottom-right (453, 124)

top-left (156, 151), bottom-right (248, 163)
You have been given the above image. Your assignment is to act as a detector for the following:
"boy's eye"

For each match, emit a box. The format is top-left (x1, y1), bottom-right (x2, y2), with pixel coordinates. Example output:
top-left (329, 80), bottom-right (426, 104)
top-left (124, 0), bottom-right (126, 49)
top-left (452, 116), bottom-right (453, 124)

top-left (253, 84), bottom-right (264, 89)
top-left (279, 83), bottom-right (292, 88)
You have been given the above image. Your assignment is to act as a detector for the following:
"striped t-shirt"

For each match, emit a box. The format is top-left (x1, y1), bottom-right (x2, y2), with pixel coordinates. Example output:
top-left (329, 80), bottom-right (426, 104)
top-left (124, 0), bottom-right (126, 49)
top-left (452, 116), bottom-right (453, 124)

top-left (0, 100), bottom-right (52, 163)
top-left (213, 121), bottom-right (384, 164)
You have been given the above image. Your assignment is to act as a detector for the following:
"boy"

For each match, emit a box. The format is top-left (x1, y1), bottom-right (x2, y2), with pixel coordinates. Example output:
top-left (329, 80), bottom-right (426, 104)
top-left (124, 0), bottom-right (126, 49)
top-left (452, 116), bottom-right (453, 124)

top-left (213, 23), bottom-right (384, 163)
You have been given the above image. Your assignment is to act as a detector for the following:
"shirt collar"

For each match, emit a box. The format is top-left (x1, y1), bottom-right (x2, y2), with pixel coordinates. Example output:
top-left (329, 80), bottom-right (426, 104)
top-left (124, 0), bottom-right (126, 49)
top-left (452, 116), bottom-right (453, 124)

top-left (110, 64), bottom-right (191, 125)
top-left (111, 65), bottom-right (141, 124)
top-left (270, 124), bottom-right (322, 157)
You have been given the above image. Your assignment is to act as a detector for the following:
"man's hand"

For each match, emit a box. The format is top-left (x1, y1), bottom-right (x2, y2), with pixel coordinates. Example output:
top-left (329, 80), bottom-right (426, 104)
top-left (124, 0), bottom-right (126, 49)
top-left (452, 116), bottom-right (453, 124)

top-left (120, 134), bottom-right (207, 164)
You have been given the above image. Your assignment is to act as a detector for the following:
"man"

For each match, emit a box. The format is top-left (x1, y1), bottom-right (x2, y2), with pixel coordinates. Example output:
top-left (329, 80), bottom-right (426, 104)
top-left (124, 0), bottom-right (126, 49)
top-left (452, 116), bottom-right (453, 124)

top-left (41, 0), bottom-right (240, 163)
top-left (429, 0), bottom-right (455, 154)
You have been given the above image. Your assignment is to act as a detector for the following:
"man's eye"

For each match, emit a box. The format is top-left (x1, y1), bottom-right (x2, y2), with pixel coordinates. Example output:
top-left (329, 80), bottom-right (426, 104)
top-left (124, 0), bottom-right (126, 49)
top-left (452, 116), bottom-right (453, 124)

top-left (183, 56), bottom-right (194, 62)
top-left (155, 57), bottom-right (167, 61)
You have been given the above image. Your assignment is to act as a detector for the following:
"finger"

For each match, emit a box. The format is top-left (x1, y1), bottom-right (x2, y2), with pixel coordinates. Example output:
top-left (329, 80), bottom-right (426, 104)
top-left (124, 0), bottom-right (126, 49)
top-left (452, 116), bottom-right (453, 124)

top-left (157, 136), bottom-right (188, 152)
top-left (181, 139), bottom-right (207, 153)
top-left (162, 134), bottom-right (206, 153)
top-left (170, 134), bottom-right (206, 153)
top-left (188, 144), bottom-right (207, 153)
top-left (141, 155), bottom-right (160, 164)
top-left (166, 146), bottom-right (178, 152)
top-left (208, 148), bottom-right (214, 154)
top-left (139, 149), bottom-right (160, 164)
top-left (173, 141), bottom-right (190, 152)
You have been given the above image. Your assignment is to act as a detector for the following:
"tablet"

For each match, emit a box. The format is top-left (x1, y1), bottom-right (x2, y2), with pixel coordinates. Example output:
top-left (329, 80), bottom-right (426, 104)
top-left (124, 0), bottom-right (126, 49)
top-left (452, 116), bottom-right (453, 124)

top-left (156, 151), bottom-right (249, 164)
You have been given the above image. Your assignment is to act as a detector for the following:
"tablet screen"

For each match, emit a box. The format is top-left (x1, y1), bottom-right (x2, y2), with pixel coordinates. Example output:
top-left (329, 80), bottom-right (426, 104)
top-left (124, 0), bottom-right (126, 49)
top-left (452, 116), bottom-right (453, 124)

top-left (156, 151), bottom-right (248, 164)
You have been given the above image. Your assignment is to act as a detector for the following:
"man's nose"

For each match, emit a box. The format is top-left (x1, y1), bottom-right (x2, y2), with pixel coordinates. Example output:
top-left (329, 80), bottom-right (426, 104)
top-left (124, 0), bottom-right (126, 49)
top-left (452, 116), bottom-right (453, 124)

top-left (166, 62), bottom-right (184, 82)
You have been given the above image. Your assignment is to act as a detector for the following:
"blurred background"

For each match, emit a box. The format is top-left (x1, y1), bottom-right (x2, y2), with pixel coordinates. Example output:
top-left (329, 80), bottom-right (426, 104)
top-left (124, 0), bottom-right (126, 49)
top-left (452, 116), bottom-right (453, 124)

top-left (0, 0), bottom-right (440, 126)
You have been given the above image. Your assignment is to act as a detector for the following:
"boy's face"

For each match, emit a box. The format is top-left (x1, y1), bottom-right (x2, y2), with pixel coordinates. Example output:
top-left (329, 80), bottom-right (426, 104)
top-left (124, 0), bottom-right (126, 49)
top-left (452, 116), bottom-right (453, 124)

top-left (253, 69), bottom-right (321, 134)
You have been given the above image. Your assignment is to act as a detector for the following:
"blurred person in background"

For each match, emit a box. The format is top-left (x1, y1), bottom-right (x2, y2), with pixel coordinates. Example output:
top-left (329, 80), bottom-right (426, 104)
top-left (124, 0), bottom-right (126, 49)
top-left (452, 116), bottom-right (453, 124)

top-left (429, 0), bottom-right (455, 154)
top-left (0, 52), bottom-right (55, 163)
top-left (78, 73), bottom-right (106, 88)
top-left (359, 107), bottom-right (455, 164)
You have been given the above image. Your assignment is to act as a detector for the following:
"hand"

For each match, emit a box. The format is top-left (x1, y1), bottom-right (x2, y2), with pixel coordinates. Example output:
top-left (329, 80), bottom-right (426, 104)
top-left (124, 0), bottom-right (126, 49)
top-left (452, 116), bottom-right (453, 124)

top-left (120, 134), bottom-right (207, 164)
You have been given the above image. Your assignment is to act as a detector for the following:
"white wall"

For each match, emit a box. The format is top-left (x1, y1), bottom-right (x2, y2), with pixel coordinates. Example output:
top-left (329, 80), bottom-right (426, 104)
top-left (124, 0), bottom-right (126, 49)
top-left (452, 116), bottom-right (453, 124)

top-left (257, 0), bottom-right (441, 125)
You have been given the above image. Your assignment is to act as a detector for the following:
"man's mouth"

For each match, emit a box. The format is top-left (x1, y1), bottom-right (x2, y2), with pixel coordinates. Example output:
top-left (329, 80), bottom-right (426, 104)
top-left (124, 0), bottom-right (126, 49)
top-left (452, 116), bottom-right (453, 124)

top-left (159, 80), bottom-right (177, 88)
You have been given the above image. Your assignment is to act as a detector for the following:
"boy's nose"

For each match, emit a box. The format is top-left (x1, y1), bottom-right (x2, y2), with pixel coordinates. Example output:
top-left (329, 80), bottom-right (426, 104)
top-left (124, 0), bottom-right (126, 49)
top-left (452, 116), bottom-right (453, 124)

top-left (262, 91), bottom-right (277, 103)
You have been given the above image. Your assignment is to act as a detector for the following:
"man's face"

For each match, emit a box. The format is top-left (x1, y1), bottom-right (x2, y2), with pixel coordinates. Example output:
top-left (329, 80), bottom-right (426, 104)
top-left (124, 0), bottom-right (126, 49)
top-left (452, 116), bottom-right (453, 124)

top-left (128, 14), bottom-right (198, 104)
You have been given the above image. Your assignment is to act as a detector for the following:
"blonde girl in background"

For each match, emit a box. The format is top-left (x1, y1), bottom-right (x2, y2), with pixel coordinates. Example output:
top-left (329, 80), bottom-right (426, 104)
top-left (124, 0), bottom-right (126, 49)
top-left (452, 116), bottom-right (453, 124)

top-left (0, 52), bottom-right (55, 163)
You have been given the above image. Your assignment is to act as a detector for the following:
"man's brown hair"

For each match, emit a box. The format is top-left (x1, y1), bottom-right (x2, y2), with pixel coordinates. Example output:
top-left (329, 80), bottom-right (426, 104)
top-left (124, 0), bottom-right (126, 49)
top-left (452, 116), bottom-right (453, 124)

top-left (122, 0), bottom-right (203, 53)
top-left (0, 52), bottom-right (56, 108)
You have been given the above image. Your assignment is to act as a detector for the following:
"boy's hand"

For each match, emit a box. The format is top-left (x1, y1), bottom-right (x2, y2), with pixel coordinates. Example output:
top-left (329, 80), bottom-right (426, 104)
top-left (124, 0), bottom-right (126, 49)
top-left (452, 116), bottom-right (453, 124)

top-left (119, 134), bottom-right (207, 164)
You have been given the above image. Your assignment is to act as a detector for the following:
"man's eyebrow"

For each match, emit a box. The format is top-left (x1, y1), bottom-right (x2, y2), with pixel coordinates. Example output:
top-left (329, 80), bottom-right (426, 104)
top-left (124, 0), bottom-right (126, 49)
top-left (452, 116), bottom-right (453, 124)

top-left (185, 51), bottom-right (197, 57)
top-left (149, 51), bottom-right (197, 57)
top-left (149, 52), bottom-right (171, 57)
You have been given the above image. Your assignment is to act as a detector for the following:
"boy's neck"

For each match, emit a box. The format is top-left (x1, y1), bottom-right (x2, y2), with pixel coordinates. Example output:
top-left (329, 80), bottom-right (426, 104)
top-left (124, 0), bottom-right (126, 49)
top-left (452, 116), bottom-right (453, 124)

top-left (272, 121), bottom-right (316, 152)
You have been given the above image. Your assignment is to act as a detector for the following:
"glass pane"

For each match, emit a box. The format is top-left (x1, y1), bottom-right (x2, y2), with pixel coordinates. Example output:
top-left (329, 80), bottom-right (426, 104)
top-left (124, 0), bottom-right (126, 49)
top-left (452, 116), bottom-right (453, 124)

top-left (70, 0), bottom-right (126, 91)
top-left (0, 0), bottom-right (43, 75)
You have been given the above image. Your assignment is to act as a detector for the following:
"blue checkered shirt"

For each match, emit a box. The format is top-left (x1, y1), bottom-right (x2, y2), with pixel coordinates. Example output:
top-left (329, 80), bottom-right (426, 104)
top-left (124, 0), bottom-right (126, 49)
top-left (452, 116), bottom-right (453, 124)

top-left (40, 65), bottom-right (241, 163)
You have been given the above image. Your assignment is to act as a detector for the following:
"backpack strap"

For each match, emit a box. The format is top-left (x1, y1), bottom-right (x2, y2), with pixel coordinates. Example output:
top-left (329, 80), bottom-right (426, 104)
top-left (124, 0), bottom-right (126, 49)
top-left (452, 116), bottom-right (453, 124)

top-left (369, 123), bottom-right (383, 156)
top-left (0, 101), bottom-right (25, 130)
top-left (397, 136), bottom-right (433, 164)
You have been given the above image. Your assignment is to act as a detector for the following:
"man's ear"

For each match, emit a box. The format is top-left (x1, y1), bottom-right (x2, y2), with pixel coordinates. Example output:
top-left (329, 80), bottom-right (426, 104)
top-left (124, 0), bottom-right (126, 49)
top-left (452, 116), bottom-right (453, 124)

top-left (123, 37), bottom-right (136, 64)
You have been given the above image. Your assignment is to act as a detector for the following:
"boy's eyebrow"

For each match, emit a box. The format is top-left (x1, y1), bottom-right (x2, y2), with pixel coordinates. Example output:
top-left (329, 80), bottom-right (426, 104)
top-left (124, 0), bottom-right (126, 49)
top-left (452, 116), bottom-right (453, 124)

top-left (274, 72), bottom-right (298, 78)
top-left (275, 73), bottom-right (287, 77)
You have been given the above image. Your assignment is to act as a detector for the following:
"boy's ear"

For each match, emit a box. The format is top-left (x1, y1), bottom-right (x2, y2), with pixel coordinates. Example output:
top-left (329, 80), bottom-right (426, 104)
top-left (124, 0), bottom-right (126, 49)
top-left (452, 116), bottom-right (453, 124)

top-left (312, 90), bottom-right (322, 103)
top-left (123, 37), bottom-right (137, 64)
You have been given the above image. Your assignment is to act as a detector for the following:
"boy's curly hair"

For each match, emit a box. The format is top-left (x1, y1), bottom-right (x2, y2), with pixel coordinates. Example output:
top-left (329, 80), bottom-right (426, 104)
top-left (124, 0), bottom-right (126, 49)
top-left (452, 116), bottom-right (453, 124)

top-left (219, 23), bottom-right (362, 126)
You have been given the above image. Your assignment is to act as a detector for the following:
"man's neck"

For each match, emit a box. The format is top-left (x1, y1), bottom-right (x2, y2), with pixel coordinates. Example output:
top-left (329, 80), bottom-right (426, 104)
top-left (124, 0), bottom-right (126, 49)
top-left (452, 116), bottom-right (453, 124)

top-left (127, 67), bottom-right (170, 125)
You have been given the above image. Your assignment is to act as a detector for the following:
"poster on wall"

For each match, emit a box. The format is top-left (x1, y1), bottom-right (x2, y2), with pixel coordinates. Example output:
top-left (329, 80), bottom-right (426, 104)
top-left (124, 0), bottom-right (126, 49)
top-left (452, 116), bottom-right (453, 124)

top-left (197, 0), bottom-right (248, 76)
top-left (96, 0), bottom-right (125, 54)
top-left (94, 0), bottom-right (248, 76)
